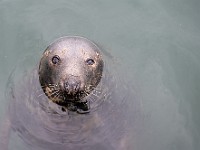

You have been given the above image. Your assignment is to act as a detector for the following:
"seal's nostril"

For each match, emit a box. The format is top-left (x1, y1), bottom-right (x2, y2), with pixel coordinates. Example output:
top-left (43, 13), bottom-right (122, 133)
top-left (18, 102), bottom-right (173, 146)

top-left (64, 82), bottom-right (69, 92)
top-left (64, 79), bottom-right (80, 95)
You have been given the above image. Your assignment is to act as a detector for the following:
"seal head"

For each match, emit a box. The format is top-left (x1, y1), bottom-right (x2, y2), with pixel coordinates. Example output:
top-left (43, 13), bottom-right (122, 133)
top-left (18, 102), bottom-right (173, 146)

top-left (38, 36), bottom-right (103, 111)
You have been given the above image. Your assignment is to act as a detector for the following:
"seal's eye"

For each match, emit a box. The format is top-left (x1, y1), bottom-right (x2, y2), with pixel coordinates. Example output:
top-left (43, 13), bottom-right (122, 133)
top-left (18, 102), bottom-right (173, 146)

top-left (86, 58), bottom-right (95, 65)
top-left (52, 55), bottom-right (60, 64)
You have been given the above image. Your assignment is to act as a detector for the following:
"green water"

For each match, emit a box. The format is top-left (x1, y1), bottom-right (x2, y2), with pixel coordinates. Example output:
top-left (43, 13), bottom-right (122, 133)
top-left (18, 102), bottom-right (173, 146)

top-left (0, 0), bottom-right (200, 150)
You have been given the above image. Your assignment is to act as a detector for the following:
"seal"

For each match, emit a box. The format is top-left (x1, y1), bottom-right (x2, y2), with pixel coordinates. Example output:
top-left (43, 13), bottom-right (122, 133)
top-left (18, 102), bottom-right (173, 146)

top-left (38, 36), bottom-right (104, 113)
top-left (0, 36), bottom-right (136, 150)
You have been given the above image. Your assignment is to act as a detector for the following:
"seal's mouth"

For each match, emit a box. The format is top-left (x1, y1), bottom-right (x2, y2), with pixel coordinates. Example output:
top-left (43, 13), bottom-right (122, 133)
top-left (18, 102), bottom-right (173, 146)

top-left (41, 83), bottom-right (90, 113)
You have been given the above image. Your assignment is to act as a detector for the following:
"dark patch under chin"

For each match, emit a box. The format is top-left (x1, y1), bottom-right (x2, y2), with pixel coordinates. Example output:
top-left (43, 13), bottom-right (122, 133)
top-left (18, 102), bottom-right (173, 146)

top-left (58, 101), bottom-right (90, 114)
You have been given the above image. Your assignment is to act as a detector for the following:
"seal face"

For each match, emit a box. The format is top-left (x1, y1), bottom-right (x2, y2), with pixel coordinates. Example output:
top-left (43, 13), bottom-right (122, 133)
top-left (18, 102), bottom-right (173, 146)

top-left (38, 36), bottom-right (104, 112)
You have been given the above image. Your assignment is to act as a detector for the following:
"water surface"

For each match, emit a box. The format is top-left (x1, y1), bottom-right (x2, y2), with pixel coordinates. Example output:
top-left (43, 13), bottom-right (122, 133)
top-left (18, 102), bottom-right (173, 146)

top-left (0, 0), bottom-right (200, 150)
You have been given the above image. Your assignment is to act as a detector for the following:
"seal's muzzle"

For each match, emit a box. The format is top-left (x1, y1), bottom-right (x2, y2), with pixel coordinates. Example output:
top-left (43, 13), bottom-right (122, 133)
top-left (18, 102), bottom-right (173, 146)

top-left (64, 77), bottom-right (81, 95)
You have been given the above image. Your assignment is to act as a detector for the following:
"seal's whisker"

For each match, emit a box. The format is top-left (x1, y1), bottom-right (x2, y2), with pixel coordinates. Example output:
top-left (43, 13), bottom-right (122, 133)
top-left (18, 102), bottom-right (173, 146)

top-left (38, 92), bottom-right (46, 98)
top-left (88, 95), bottom-right (96, 103)
top-left (54, 91), bottom-right (61, 98)
top-left (82, 91), bottom-right (89, 97)
top-left (53, 90), bottom-right (61, 98)
top-left (49, 89), bottom-right (60, 97)
top-left (47, 85), bottom-right (57, 88)
top-left (89, 95), bottom-right (96, 103)
top-left (90, 92), bottom-right (100, 98)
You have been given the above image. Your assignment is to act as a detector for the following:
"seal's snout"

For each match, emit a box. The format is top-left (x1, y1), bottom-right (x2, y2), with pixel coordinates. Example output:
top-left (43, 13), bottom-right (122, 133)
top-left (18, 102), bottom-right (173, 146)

top-left (64, 78), bottom-right (81, 95)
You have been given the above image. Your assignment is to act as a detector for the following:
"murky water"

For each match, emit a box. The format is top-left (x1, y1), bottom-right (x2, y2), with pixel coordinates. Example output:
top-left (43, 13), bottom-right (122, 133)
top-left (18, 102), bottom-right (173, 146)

top-left (0, 0), bottom-right (200, 150)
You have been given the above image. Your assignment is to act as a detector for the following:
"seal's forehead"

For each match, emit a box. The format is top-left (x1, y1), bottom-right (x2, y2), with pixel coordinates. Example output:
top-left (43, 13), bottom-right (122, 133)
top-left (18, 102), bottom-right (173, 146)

top-left (44, 36), bottom-right (101, 57)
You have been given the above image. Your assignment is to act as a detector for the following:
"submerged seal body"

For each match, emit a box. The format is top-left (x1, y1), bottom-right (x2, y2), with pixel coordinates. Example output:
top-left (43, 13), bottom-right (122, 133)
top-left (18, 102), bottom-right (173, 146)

top-left (0, 36), bottom-right (135, 150)
top-left (39, 37), bottom-right (104, 112)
